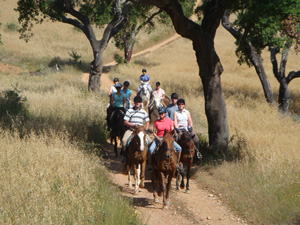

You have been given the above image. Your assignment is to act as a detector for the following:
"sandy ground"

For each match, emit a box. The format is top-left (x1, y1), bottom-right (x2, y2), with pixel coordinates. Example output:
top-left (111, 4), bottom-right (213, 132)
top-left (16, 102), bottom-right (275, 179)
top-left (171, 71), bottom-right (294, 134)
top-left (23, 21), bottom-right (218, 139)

top-left (82, 35), bottom-right (247, 225)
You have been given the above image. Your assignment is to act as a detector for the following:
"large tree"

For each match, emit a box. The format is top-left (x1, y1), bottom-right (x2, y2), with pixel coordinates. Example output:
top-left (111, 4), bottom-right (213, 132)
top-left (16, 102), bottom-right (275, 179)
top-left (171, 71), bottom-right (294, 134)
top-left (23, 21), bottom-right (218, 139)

top-left (129, 0), bottom-right (229, 149)
top-left (16, 0), bottom-right (129, 92)
top-left (221, 0), bottom-right (300, 112)
top-left (113, 1), bottom-right (194, 62)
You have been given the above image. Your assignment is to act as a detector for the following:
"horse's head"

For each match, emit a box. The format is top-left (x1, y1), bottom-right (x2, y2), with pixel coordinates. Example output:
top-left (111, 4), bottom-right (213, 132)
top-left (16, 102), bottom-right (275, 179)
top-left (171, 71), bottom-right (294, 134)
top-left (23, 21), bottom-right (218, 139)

top-left (160, 130), bottom-right (175, 155)
top-left (141, 82), bottom-right (148, 95)
top-left (179, 129), bottom-right (195, 159)
top-left (132, 125), bottom-right (147, 152)
top-left (153, 96), bottom-right (162, 108)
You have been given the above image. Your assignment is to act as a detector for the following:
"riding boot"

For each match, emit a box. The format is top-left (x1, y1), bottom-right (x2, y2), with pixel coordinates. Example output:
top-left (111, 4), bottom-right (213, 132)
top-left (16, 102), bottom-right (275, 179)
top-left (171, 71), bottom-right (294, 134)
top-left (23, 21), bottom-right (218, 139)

top-left (147, 153), bottom-right (153, 172)
top-left (176, 151), bottom-right (182, 168)
top-left (195, 142), bottom-right (202, 160)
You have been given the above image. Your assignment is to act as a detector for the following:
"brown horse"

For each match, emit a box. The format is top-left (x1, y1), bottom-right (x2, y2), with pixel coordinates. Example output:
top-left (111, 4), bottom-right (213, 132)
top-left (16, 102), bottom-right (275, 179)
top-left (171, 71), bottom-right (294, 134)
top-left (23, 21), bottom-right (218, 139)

top-left (176, 129), bottom-right (195, 193)
top-left (151, 130), bottom-right (177, 209)
top-left (109, 109), bottom-right (126, 157)
top-left (124, 125), bottom-right (148, 194)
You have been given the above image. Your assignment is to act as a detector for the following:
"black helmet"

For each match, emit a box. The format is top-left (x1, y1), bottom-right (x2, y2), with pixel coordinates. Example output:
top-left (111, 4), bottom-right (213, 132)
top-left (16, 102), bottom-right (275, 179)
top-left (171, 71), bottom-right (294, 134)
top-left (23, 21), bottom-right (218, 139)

top-left (123, 81), bottom-right (130, 86)
top-left (158, 106), bottom-right (167, 114)
top-left (113, 77), bottom-right (119, 83)
top-left (142, 68), bottom-right (147, 72)
top-left (115, 83), bottom-right (122, 88)
top-left (134, 95), bottom-right (143, 103)
top-left (171, 93), bottom-right (179, 99)
top-left (177, 98), bottom-right (185, 105)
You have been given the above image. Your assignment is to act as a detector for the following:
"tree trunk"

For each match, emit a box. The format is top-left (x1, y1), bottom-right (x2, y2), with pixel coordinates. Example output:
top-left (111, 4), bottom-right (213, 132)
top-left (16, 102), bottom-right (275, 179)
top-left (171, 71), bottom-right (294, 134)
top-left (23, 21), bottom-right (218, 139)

top-left (278, 78), bottom-right (290, 113)
top-left (88, 51), bottom-right (103, 92)
top-left (222, 11), bottom-right (275, 104)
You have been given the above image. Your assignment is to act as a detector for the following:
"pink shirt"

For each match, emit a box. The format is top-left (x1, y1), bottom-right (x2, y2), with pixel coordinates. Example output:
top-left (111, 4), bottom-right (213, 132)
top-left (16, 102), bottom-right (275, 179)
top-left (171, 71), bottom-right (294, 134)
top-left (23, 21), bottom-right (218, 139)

top-left (154, 117), bottom-right (173, 137)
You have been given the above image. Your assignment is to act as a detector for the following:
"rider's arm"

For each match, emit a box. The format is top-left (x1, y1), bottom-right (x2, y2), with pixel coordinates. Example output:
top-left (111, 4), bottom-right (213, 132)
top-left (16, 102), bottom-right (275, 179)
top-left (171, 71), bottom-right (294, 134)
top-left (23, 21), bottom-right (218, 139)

top-left (124, 120), bottom-right (135, 128)
top-left (145, 121), bottom-right (149, 130)
top-left (111, 95), bottom-right (115, 106)
top-left (187, 111), bottom-right (193, 127)
top-left (174, 112), bottom-right (178, 129)
top-left (123, 96), bottom-right (126, 108)
top-left (152, 125), bottom-right (157, 136)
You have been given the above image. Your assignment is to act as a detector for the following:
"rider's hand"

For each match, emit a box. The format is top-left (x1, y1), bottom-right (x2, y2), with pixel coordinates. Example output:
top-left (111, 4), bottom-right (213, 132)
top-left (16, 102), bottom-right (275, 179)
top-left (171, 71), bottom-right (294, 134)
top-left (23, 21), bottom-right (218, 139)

top-left (188, 127), bottom-right (193, 132)
top-left (145, 130), bottom-right (149, 134)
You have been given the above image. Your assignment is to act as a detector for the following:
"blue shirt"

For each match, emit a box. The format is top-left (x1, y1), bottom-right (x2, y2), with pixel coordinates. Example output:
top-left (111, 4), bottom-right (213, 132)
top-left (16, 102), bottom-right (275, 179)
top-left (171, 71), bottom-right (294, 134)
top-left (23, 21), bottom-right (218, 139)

top-left (166, 104), bottom-right (178, 121)
top-left (121, 88), bottom-right (132, 101)
top-left (112, 92), bottom-right (125, 108)
top-left (139, 74), bottom-right (150, 82)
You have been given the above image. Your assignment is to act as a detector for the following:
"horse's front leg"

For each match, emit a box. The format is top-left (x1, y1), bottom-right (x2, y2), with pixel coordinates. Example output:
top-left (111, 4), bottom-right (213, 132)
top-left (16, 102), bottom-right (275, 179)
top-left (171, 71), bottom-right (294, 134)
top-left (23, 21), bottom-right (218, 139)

top-left (139, 160), bottom-right (146, 188)
top-left (186, 161), bottom-right (192, 194)
top-left (127, 163), bottom-right (132, 188)
top-left (176, 170), bottom-right (180, 190)
top-left (151, 169), bottom-right (159, 203)
top-left (134, 164), bottom-right (140, 194)
top-left (114, 136), bottom-right (118, 157)
top-left (160, 173), bottom-right (169, 209)
top-left (165, 173), bottom-right (173, 201)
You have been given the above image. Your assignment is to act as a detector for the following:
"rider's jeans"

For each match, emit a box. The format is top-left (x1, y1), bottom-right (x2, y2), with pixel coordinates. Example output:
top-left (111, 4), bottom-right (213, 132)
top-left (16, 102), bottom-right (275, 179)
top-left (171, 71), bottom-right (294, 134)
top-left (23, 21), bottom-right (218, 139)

top-left (149, 137), bottom-right (182, 154)
top-left (137, 83), bottom-right (152, 93)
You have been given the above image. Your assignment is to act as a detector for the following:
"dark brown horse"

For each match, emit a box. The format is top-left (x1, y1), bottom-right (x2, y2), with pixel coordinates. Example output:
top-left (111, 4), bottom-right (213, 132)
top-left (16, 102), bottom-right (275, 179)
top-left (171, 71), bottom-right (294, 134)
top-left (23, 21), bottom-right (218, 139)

top-left (110, 109), bottom-right (126, 157)
top-left (124, 125), bottom-right (148, 194)
top-left (151, 130), bottom-right (177, 209)
top-left (176, 129), bottom-right (195, 193)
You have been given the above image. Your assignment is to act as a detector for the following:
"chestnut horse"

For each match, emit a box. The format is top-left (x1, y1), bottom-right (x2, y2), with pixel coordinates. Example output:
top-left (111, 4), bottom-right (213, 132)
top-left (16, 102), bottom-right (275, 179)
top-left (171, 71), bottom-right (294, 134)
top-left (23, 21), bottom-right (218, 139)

top-left (151, 130), bottom-right (177, 209)
top-left (176, 129), bottom-right (195, 193)
top-left (124, 125), bottom-right (148, 194)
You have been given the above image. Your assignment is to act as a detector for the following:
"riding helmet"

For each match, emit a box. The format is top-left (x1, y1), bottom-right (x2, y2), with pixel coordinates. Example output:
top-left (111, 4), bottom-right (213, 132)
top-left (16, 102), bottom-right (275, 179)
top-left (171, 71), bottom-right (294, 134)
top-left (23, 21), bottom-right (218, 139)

top-left (177, 98), bottom-right (185, 105)
top-left (171, 93), bottom-right (179, 99)
top-left (113, 77), bottom-right (119, 83)
top-left (134, 95), bottom-right (143, 103)
top-left (115, 83), bottom-right (122, 88)
top-left (142, 68), bottom-right (147, 72)
top-left (158, 106), bottom-right (167, 114)
top-left (123, 81), bottom-right (130, 86)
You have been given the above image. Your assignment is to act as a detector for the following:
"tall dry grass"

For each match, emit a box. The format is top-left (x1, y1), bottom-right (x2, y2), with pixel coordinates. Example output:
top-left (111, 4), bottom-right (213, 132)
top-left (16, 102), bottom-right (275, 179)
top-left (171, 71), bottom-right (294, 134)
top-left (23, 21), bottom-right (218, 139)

top-left (109, 24), bottom-right (300, 224)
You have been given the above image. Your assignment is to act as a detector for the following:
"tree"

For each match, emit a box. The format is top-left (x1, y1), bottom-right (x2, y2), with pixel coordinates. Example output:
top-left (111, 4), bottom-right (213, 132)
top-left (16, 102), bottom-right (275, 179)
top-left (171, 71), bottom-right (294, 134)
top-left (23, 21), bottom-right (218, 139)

top-left (16, 0), bottom-right (130, 92)
top-left (129, 0), bottom-right (230, 150)
top-left (221, 0), bottom-right (300, 112)
top-left (113, 1), bottom-right (194, 62)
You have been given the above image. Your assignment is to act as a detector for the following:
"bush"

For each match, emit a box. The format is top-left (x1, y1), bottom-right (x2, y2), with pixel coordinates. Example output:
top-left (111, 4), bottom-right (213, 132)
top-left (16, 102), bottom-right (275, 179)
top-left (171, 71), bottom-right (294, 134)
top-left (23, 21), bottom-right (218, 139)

top-left (4, 22), bottom-right (19, 32)
top-left (114, 53), bottom-right (127, 65)
top-left (0, 89), bottom-right (29, 130)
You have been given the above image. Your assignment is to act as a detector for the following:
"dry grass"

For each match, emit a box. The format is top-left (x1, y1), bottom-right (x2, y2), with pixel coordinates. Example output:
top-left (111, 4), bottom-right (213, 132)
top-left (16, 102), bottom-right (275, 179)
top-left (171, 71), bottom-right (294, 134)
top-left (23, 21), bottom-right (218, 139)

top-left (110, 24), bottom-right (300, 224)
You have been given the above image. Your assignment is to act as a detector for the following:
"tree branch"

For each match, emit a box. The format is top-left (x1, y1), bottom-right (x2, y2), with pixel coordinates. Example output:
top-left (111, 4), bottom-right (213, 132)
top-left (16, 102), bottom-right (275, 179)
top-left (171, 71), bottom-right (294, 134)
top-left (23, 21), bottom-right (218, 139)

top-left (286, 70), bottom-right (300, 84)
top-left (135, 9), bottom-right (163, 35)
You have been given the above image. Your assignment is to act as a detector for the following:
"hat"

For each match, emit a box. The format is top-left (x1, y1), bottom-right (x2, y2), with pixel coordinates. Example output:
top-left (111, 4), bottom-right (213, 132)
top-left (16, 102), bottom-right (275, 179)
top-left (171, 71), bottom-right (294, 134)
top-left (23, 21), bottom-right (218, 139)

top-left (177, 98), bottom-right (185, 105)
top-left (142, 68), bottom-right (147, 72)
top-left (158, 106), bottom-right (167, 114)
top-left (171, 93), bottom-right (179, 99)
top-left (134, 96), bottom-right (143, 103)
top-left (115, 83), bottom-right (122, 88)
top-left (123, 81), bottom-right (130, 86)
top-left (113, 78), bottom-right (119, 82)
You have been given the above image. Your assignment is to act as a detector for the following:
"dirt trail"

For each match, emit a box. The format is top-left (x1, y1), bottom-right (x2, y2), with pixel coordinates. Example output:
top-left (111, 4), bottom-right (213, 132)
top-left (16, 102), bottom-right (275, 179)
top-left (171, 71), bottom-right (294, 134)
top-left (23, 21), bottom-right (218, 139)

top-left (81, 35), bottom-right (247, 224)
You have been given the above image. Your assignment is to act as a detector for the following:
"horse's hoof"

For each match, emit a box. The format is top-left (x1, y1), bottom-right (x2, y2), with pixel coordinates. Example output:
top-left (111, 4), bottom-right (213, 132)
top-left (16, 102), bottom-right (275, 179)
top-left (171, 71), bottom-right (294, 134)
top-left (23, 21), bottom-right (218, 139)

top-left (162, 204), bottom-right (169, 210)
top-left (185, 190), bottom-right (191, 194)
top-left (134, 190), bottom-right (139, 195)
top-left (176, 186), bottom-right (179, 190)
top-left (154, 198), bottom-right (159, 203)
top-left (139, 183), bottom-right (144, 188)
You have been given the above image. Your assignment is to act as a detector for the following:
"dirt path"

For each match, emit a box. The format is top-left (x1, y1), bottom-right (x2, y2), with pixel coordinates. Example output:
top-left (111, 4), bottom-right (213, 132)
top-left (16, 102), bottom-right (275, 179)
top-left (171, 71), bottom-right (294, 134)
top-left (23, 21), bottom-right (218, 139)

top-left (82, 35), bottom-right (247, 225)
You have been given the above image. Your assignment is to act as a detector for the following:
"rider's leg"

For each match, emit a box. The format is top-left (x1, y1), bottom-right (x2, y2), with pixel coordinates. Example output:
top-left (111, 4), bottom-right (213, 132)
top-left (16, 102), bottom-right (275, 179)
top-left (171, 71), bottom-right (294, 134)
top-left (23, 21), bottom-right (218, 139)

top-left (148, 139), bottom-right (158, 172)
top-left (121, 130), bottom-right (133, 163)
top-left (192, 132), bottom-right (202, 159)
top-left (174, 141), bottom-right (182, 162)
top-left (136, 85), bottom-right (142, 95)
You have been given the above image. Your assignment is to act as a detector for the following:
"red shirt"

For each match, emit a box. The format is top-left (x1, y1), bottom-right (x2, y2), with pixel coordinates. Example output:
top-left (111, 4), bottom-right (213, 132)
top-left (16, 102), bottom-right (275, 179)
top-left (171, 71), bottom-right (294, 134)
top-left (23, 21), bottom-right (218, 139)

top-left (154, 117), bottom-right (173, 137)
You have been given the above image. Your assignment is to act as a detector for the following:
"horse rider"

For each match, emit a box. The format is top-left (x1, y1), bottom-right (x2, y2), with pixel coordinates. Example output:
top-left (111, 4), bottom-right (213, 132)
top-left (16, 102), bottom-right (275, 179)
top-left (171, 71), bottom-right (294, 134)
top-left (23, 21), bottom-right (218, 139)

top-left (152, 81), bottom-right (165, 100)
top-left (109, 77), bottom-right (119, 97)
top-left (107, 83), bottom-right (126, 131)
top-left (173, 98), bottom-right (202, 159)
top-left (136, 68), bottom-right (152, 95)
top-left (121, 81), bottom-right (132, 109)
top-left (148, 106), bottom-right (182, 171)
top-left (166, 93), bottom-right (179, 121)
top-left (121, 95), bottom-right (151, 163)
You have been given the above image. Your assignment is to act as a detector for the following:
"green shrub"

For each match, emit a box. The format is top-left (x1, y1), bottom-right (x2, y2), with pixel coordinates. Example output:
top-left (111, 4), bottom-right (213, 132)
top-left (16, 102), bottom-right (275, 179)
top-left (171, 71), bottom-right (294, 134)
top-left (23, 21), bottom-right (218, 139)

top-left (5, 22), bottom-right (19, 32)
top-left (114, 53), bottom-right (127, 65)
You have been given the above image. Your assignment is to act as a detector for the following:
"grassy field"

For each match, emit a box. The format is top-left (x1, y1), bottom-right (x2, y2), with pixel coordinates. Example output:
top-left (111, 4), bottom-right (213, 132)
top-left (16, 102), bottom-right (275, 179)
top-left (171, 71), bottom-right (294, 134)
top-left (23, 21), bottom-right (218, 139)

top-left (1, 0), bottom-right (300, 224)
top-left (109, 26), bottom-right (300, 224)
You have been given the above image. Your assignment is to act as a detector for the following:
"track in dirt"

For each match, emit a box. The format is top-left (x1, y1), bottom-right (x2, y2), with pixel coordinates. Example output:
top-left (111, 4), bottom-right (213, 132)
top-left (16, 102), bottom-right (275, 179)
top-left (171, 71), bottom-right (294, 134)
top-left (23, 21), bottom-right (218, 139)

top-left (82, 34), bottom-right (247, 225)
